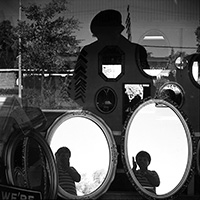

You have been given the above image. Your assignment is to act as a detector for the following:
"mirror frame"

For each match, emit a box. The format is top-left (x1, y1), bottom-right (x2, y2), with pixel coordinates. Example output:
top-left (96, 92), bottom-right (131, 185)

top-left (121, 98), bottom-right (195, 200)
top-left (158, 81), bottom-right (185, 108)
top-left (197, 140), bottom-right (200, 176)
top-left (3, 130), bottom-right (58, 200)
top-left (188, 53), bottom-right (200, 89)
top-left (46, 110), bottom-right (118, 200)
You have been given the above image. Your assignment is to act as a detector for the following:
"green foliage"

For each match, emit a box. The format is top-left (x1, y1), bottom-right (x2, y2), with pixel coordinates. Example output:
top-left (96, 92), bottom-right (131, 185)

top-left (76, 169), bottom-right (106, 195)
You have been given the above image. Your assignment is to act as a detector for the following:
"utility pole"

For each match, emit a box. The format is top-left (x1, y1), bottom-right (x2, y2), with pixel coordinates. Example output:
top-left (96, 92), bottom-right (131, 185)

top-left (18, 0), bottom-right (22, 99)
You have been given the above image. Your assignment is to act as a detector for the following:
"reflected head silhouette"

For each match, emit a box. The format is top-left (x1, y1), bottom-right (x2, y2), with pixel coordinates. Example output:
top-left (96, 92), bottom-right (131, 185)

top-left (56, 147), bottom-right (71, 159)
top-left (55, 147), bottom-right (81, 195)
top-left (133, 151), bottom-right (160, 193)
top-left (90, 9), bottom-right (125, 38)
top-left (136, 151), bottom-right (151, 168)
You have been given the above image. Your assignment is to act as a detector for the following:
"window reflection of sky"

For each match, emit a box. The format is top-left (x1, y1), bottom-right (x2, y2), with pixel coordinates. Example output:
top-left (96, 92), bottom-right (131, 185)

top-left (127, 103), bottom-right (189, 195)
top-left (49, 116), bottom-right (110, 187)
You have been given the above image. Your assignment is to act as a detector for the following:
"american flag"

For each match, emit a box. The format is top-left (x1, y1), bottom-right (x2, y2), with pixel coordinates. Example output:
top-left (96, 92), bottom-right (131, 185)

top-left (125, 5), bottom-right (132, 42)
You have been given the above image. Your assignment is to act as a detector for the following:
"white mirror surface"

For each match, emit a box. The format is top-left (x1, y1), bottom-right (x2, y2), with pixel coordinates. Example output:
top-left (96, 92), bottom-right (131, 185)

top-left (191, 61), bottom-right (200, 85)
top-left (46, 111), bottom-right (116, 199)
top-left (123, 99), bottom-right (193, 199)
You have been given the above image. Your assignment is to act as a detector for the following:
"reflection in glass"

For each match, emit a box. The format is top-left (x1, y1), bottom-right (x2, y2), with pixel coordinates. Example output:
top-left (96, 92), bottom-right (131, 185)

top-left (191, 61), bottom-right (200, 85)
top-left (158, 82), bottom-right (184, 107)
top-left (47, 112), bottom-right (111, 197)
top-left (55, 147), bottom-right (81, 195)
top-left (26, 137), bottom-right (50, 196)
top-left (197, 141), bottom-right (200, 176)
top-left (123, 83), bottom-right (150, 123)
top-left (98, 46), bottom-right (124, 81)
top-left (13, 138), bottom-right (25, 187)
top-left (132, 151), bottom-right (160, 194)
top-left (5, 132), bottom-right (57, 200)
top-left (122, 99), bottom-right (193, 199)
top-left (175, 56), bottom-right (188, 70)
top-left (95, 87), bottom-right (117, 113)
top-left (102, 64), bottom-right (122, 79)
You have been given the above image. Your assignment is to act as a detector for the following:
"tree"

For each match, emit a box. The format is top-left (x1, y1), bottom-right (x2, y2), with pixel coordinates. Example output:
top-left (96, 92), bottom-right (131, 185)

top-left (0, 20), bottom-right (18, 69)
top-left (195, 26), bottom-right (200, 53)
top-left (15, 0), bottom-right (81, 107)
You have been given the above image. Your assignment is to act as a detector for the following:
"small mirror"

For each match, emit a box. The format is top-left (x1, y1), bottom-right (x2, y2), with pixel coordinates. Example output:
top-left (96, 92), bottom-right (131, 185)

top-left (98, 46), bottom-right (125, 81)
top-left (121, 99), bottom-right (194, 199)
top-left (188, 54), bottom-right (200, 87)
top-left (175, 56), bottom-right (188, 70)
top-left (46, 110), bottom-right (117, 199)
top-left (158, 82), bottom-right (185, 108)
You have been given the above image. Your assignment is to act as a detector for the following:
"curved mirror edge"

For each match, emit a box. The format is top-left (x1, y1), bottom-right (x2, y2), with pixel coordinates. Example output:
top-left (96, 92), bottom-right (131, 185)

top-left (188, 53), bottom-right (200, 88)
top-left (3, 131), bottom-right (58, 200)
top-left (197, 140), bottom-right (200, 176)
top-left (121, 98), bottom-right (196, 200)
top-left (158, 81), bottom-right (185, 108)
top-left (46, 110), bottom-right (118, 200)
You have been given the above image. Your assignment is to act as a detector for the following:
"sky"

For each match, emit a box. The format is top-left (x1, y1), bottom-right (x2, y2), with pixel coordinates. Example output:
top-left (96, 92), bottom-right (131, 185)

top-left (0, 0), bottom-right (132, 46)
top-left (1, 0), bottom-right (199, 48)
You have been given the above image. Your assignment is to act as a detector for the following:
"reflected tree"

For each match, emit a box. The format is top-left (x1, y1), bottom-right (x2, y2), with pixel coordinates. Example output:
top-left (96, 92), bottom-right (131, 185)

top-left (0, 20), bottom-right (18, 69)
top-left (15, 0), bottom-right (81, 108)
top-left (76, 169), bottom-right (106, 195)
top-left (195, 26), bottom-right (200, 53)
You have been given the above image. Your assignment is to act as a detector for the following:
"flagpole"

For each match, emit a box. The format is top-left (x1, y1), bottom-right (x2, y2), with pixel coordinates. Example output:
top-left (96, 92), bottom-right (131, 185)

top-left (18, 0), bottom-right (22, 99)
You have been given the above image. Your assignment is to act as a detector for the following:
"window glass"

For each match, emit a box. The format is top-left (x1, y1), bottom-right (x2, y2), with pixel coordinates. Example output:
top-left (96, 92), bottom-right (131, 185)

top-left (0, 1), bottom-right (199, 200)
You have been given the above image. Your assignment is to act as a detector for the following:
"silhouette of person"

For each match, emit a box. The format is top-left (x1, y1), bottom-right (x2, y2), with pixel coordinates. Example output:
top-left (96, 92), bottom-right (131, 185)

top-left (55, 147), bottom-right (81, 195)
top-left (69, 9), bottom-right (154, 132)
top-left (70, 9), bottom-right (152, 102)
top-left (132, 151), bottom-right (160, 193)
top-left (89, 9), bottom-right (150, 69)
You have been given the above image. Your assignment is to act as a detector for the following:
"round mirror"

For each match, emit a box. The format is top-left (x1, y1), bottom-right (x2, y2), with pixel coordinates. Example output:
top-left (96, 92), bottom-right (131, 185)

top-left (158, 82), bottom-right (185, 108)
top-left (4, 130), bottom-right (58, 199)
top-left (46, 110), bottom-right (117, 199)
top-left (121, 99), bottom-right (195, 200)
top-left (175, 56), bottom-right (188, 70)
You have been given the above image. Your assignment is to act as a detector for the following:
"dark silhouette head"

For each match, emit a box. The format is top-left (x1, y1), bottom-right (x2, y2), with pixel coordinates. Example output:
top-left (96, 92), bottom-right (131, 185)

top-left (136, 151), bottom-right (151, 167)
top-left (90, 9), bottom-right (124, 38)
top-left (55, 147), bottom-right (71, 158)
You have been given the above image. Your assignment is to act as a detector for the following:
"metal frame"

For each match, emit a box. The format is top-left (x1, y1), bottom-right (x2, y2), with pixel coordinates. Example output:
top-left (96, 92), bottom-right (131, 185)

top-left (46, 110), bottom-right (118, 200)
top-left (121, 98), bottom-right (195, 200)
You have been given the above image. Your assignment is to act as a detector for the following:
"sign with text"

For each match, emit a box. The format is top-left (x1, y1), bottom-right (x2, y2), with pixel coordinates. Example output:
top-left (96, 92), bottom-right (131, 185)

top-left (0, 184), bottom-right (42, 200)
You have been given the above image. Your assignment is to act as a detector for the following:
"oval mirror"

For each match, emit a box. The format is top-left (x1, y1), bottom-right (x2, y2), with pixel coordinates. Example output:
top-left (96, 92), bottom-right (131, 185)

top-left (158, 82), bottom-right (185, 108)
top-left (188, 54), bottom-right (200, 88)
top-left (121, 99), bottom-right (195, 200)
top-left (46, 110), bottom-right (117, 199)
top-left (4, 130), bottom-right (58, 199)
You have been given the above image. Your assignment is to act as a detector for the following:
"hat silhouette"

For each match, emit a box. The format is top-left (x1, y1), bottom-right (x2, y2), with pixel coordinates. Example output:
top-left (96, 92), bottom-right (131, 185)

top-left (90, 9), bottom-right (124, 36)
